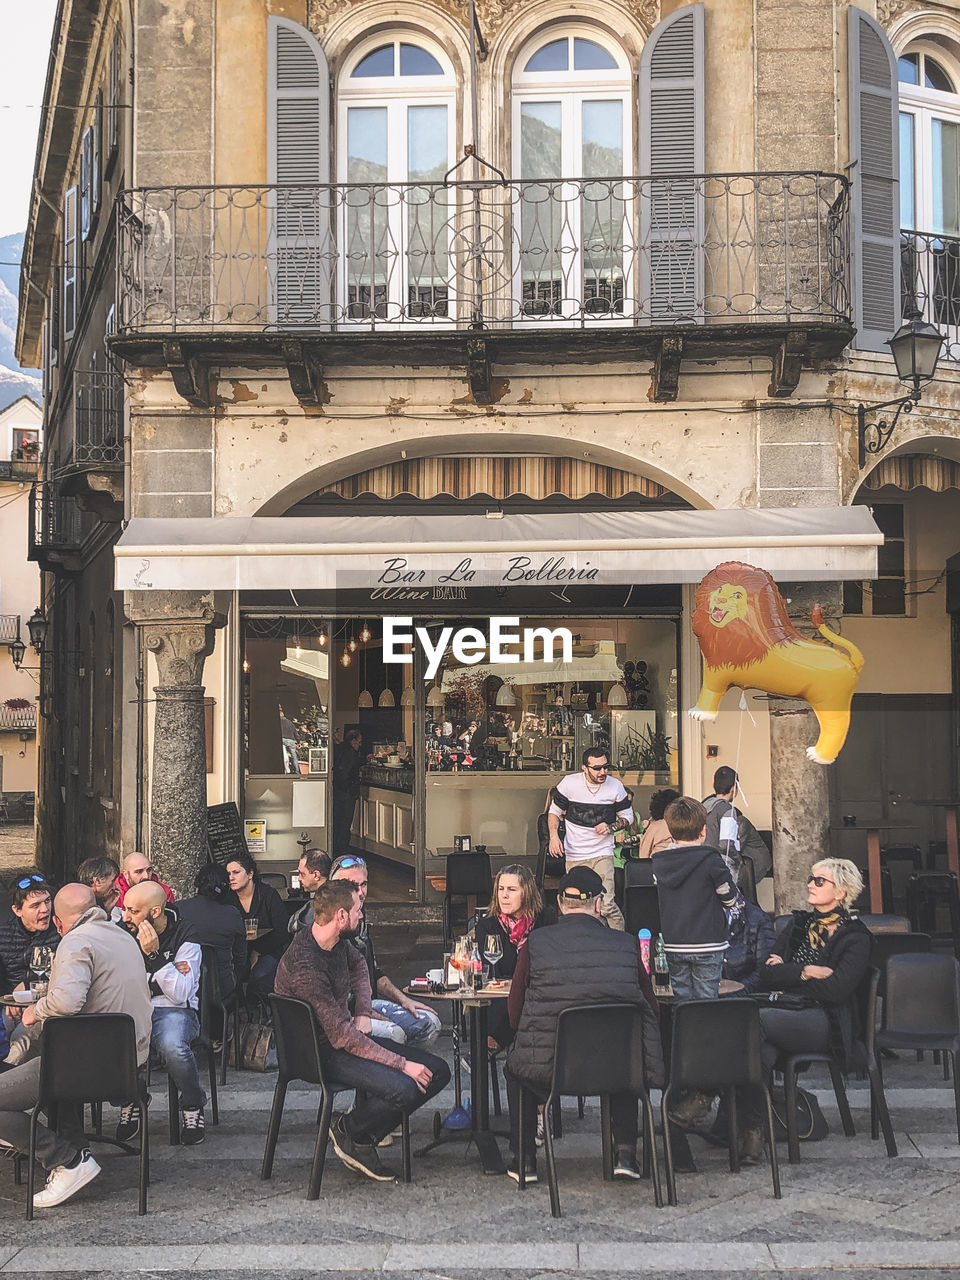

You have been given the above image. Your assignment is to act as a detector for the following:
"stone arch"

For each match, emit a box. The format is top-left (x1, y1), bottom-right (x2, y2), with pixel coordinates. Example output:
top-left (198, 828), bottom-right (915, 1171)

top-left (254, 431), bottom-right (714, 515)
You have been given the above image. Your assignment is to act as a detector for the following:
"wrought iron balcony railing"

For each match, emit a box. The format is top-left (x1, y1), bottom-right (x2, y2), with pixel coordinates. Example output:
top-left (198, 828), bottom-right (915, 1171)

top-left (116, 173), bottom-right (851, 334)
top-left (0, 458), bottom-right (40, 481)
top-left (73, 368), bottom-right (123, 467)
top-left (901, 229), bottom-right (960, 361)
top-left (0, 706), bottom-right (36, 733)
top-left (28, 478), bottom-right (83, 565)
top-left (0, 615), bottom-right (21, 645)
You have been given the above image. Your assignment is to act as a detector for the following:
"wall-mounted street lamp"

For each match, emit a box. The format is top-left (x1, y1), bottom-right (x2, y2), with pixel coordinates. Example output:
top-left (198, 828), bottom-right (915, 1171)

top-left (11, 607), bottom-right (50, 671)
top-left (858, 306), bottom-right (946, 468)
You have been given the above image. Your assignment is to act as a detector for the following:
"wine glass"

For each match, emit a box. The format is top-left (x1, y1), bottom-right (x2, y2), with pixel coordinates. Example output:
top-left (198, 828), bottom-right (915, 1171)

top-left (30, 945), bottom-right (53, 981)
top-left (482, 933), bottom-right (503, 984)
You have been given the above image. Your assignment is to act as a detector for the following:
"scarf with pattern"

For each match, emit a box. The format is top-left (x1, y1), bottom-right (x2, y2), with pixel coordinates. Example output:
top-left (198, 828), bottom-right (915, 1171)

top-left (498, 911), bottom-right (534, 949)
top-left (793, 906), bottom-right (850, 967)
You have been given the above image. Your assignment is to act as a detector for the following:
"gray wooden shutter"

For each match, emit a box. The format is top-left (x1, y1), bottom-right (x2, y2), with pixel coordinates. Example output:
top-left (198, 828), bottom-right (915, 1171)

top-left (848, 7), bottom-right (900, 352)
top-left (639, 2), bottom-right (704, 322)
top-left (268, 17), bottom-right (331, 326)
top-left (63, 186), bottom-right (78, 339)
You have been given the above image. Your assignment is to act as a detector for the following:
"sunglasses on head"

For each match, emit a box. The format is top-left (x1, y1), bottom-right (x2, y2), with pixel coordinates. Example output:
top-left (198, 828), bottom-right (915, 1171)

top-left (16, 874), bottom-right (45, 890)
top-left (808, 875), bottom-right (835, 887)
top-left (333, 856), bottom-right (366, 871)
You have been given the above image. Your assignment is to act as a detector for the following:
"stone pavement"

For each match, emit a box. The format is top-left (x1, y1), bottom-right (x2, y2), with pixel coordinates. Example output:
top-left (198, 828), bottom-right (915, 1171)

top-left (2, 1028), bottom-right (960, 1278)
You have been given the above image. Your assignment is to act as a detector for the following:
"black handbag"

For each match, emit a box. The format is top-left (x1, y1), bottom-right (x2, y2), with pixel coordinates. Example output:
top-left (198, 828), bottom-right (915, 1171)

top-left (769, 1084), bottom-right (829, 1142)
top-left (750, 990), bottom-right (818, 1011)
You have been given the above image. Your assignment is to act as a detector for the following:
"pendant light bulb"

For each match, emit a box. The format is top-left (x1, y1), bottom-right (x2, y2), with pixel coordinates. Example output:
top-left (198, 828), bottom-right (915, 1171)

top-left (347, 636), bottom-right (358, 654)
top-left (360, 622), bottom-right (372, 644)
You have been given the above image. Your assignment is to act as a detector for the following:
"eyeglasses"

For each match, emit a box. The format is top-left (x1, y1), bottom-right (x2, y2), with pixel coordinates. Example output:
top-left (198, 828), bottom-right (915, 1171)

top-left (807, 875), bottom-right (836, 888)
top-left (16, 874), bottom-right (45, 890)
top-left (587, 764), bottom-right (610, 772)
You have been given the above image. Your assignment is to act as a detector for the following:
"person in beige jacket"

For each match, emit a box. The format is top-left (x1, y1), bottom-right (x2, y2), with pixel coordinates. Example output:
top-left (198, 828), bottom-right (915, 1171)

top-left (0, 884), bottom-right (152, 1209)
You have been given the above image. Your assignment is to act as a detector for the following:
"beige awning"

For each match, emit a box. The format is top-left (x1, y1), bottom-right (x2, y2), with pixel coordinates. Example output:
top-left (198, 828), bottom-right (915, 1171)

top-left (114, 507), bottom-right (881, 591)
top-left (864, 455), bottom-right (960, 492)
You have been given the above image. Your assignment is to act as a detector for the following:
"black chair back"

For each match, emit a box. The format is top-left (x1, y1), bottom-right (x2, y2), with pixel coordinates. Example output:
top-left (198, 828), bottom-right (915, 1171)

top-left (858, 913), bottom-right (911, 934)
top-left (884, 952), bottom-right (960, 1038)
top-left (882, 845), bottom-right (924, 910)
top-left (669, 998), bottom-right (764, 1091)
top-left (929, 840), bottom-right (949, 872)
top-left (738, 854), bottom-right (758, 905)
top-left (906, 873), bottom-right (960, 952)
top-left (261, 872), bottom-right (288, 892)
top-left (625, 884), bottom-right (660, 937)
top-left (38, 1013), bottom-right (140, 1105)
top-left (870, 932), bottom-right (932, 998)
top-left (199, 944), bottom-right (225, 1025)
top-left (445, 852), bottom-right (493, 899)
top-left (773, 914), bottom-right (793, 939)
top-left (860, 865), bottom-right (895, 914)
top-left (623, 860), bottom-right (655, 889)
top-left (551, 1003), bottom-right (647, 1097)
top-left (270, 994), bottom-right (326, 1086)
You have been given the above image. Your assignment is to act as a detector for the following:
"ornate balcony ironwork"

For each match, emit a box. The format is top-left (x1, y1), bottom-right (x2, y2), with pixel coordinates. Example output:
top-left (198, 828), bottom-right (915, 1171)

top-left (0, 615), bottom-right (21, 646)
top-left (73, 368), bottom-right (123, 466)
top-left (0, 706), bottom-right (37, 733)
top-left (901, 228), bottom-right (960, 362)
top-left (28, 479), bottom-right (83, 571)
top-left (116, 173), bottom-right (851, 335)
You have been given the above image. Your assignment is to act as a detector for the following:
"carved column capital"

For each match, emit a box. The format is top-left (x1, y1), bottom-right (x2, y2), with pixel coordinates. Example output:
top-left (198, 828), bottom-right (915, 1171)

top-left (143, 622), bottom-right (215, 688)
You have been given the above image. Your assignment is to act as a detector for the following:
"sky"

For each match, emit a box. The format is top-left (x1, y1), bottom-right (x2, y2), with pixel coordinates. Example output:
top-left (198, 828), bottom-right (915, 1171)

top-left (0, 1), bottom-right (58, 239)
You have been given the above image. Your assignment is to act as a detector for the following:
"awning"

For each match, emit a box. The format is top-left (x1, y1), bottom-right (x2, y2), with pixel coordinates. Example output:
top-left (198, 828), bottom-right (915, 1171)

top-left (114, 507), bottom-right (881, 592)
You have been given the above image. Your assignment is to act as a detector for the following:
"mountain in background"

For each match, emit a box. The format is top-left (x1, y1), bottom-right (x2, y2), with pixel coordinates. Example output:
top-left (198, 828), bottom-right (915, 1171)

top-left (0, 233), bottom-right (42, 411)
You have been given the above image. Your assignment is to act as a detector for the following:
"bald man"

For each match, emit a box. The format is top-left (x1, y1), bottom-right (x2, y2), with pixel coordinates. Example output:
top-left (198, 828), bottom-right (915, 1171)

top-left (0, 883), bottom-right (152, 1208)
top-left (115, 851), bottom-right (174, 908)
top-left (122, 881), bottom-right (206, 1145)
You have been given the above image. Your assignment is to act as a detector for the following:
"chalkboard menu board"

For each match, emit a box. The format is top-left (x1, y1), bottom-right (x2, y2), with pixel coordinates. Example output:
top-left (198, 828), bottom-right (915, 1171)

top-left (207, 802), bottom-right (248, 867)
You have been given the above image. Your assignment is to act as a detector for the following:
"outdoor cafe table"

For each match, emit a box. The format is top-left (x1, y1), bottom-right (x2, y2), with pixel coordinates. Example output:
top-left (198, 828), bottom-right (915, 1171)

top-left (404, 983), bottom-right (510, 1175)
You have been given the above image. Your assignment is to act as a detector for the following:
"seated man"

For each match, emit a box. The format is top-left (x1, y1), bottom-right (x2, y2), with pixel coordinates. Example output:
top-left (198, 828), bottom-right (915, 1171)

top-left (76, 857), bottom-right (122, 922)
top-left (505, 865), bottom-right (665, 1183)
top-left (0, 874), bottom-right (60, 992)
top-left (288, 848), bottom-right (332, 935)
top-left (0, 884), bottom-right (152, 1208)
top-left (329, 854), bottom-right (440, 1046)
top-left (121, 882), bottom-right (206, 1144)
top-left (116, 852), bottom-right (174, 908)
top-left (275, 880), bottom-right (450, 1181)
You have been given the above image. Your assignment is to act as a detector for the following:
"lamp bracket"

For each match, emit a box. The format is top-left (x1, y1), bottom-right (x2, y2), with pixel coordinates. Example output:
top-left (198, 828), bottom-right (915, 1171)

top-left (857, 389), bottom-right (921, 469)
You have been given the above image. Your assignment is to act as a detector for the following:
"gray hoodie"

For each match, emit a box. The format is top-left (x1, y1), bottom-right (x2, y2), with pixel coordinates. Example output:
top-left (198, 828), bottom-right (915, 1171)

top-left (34, 906), bottom-right (153, 1066)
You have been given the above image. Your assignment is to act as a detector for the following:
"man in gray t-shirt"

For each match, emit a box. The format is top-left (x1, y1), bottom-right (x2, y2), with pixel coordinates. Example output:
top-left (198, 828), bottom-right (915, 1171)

top-left (547, 747), bottom-right (633, 930)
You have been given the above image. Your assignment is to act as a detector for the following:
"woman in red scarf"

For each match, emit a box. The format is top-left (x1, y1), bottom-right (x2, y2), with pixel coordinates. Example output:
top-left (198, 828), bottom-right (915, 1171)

top-left (475, 864), bottom-right (556, 1052)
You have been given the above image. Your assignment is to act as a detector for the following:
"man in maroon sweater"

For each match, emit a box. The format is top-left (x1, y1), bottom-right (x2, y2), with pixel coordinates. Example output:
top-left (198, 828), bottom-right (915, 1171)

top-left (275, 880), bottom-right (450, 1181)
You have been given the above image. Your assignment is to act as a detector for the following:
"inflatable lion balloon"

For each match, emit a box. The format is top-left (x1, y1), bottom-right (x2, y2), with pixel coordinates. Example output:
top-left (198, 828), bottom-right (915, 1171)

top-left (689, 562), bottom-right (864, 764)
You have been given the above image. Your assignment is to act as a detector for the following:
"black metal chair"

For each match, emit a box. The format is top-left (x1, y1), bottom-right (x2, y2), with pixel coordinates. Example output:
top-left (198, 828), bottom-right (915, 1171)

top-left (443, 853), bottom-right (492, 945)
top-left (928, 840), bottom-right (949, 872)
top-left (738, 854), bottom-right (758, 906)
top-left (261, 994), bottom-right (411, 1196)
top-left (906, 873), bottom-right (960, 958)
top-left (882, 845), bottom-right (924, 912)
top-left (870, 953), bottom-right (960, 1154)
top-left (624, 884), bottom-right (661, 939)
top-left (662, 998), bottom-right (780, 1204)
top-left (516, 1002), bottom-right (663, 1217)
top-left (25, 1014), bottom-right (149, 1220)
top-left (623, 859), bottom-right (656, 889)
top-left (200, 944), bottom-right (242, 1085)
top-left (776, 1025), bottom-right (857, 1165)
top-left (858, 913), bottom-right (911, 934)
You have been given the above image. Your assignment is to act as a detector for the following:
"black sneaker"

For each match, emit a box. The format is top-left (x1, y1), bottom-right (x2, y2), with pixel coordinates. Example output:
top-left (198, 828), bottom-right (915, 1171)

top-left (506, 1157), bottom-right (538, 1184)
top-left (330, 1114), bottom-right (397, 1182)
top-left (115, 1104), bottom-right (140, 1144)
top-left (181, 1107), bottom-right (205, 1146)
top-left (613, 1150), bottom-right (643, 1180)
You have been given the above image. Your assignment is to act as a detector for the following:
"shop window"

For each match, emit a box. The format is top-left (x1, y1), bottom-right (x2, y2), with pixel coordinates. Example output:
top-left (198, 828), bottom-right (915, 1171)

top-left (843, 503), bottom-right (907, 616)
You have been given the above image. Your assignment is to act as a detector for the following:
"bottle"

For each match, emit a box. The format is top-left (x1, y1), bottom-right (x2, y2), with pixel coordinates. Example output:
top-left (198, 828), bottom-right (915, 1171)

top-left (654, 933), bottom-right (670, 988)
top-left (638, 928), bottom-right (652, 974)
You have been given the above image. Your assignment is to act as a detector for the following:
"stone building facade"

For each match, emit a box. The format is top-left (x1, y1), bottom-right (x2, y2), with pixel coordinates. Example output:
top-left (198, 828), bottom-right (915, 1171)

top-left (16, 0), bottom-right (960, 907)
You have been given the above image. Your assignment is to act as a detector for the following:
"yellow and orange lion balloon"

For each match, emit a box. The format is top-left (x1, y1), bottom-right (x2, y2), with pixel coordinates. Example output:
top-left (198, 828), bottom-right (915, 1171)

top-left (689, 562), bottom-right (864, 764)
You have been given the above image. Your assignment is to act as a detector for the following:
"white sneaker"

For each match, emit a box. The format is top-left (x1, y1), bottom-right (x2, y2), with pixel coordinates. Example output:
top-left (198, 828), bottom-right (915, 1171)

top-left (33, 1151), bottom-right (101, 1208)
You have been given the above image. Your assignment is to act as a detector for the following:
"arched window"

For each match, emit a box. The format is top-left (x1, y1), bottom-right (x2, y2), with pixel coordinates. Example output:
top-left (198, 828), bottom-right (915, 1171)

top-left (899, 44), bottom-right (960, 234)
top-left (512, 27), bottom-right (631, 318)
top-left (338, 35), bottom-right (457, 321)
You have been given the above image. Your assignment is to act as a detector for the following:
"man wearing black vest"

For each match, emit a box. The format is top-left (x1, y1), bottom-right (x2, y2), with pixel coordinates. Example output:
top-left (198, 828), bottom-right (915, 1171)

top-left (504, 866), bottom-right (665, 1183)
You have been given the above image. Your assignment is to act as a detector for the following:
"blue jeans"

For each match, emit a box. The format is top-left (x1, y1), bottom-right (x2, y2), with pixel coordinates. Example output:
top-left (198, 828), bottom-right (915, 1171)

top-left (152, 1006), bottom-right (206, 1110)
top-left (370, 999), bottom-right (442, 1046)
top-left (248, 953), bottom-right (279, 1003)
top-left (667, 950), bottom-right (724, 1002)
top-left (321, 1036), bottom-right (450, 1145)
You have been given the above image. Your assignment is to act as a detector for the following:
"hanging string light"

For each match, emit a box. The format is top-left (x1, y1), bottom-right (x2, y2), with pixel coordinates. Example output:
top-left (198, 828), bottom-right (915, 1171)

top-left (359, 620), bottom-right (372, 644)
top-left (318, 625), bottom-right (328, 647)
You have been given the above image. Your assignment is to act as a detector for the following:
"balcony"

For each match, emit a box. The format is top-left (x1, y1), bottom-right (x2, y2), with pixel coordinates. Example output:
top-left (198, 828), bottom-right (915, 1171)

top-left (28, 478), bottom-right (83, 573)
top-left (0, 458), bottom-right (40, 482)
top-left (0, 706), bottom-right (36, 733)
top-left (0, 615), bottom-right (21, 646)
top-left (113, 172), bottom-right (853, 402)
top-left (902, 229), bottom-right (960, 362)
top-left (58, 368), bottom-right (124, 521)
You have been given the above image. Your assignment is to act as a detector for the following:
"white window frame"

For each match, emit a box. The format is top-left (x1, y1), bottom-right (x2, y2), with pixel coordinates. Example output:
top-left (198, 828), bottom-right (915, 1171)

top-left (63, 187), bottom-right (79, 340)
top-left (337, 35), bottom-right (457, 327)
top-left (899, 44), bottom-right (960, 233)
top-left (511, 26), bottom-right (633, 323)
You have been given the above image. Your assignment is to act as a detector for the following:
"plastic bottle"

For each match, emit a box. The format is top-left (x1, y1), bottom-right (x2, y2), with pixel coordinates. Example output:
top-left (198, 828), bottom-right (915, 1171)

top-left (654, 933), bottom-right (670, 988)
top-left (638, 928), bottom-right (652, 973)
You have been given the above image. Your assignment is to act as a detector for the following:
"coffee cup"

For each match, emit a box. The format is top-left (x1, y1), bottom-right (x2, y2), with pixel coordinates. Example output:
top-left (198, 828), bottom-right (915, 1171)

top-left (426, 968), bottom-right (443, 985)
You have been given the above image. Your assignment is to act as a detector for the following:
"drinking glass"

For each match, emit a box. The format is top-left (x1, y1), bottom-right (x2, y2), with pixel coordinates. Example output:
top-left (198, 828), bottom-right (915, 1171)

top-left (245, 916), bottom-right (259, 941)
top-left (482, 933), bottom-right (503, 984)
top-left (30, 945), bottom-right (53, 982)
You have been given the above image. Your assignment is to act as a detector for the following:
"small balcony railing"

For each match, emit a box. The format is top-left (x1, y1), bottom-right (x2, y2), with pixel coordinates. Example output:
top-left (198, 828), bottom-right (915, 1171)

top-left (73, 368), bottom-right (123, 467)
top-left (0, 706), bottom-right (36, 733)
top-left (0, 615), bottom-right (21, 645)
top-left (902, 229), bottom-right (960, 361)
top-left (0, 458), bottom-right (40, 481)
top-left (28, 478), bottom-right (83, 564)
top-left (116, 172), bottom-right (851, 334)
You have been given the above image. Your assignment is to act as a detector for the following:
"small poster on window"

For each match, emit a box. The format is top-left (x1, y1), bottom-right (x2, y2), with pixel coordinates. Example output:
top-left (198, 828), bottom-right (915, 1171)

top-left (309, 747), bottom-right (328, 774)
top-left (244, 820), bottom-right (267, 854)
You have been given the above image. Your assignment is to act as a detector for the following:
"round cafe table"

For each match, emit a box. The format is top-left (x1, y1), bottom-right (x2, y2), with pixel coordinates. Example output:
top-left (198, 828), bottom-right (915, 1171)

top-left (404, 983), bottom-right (510, 1175)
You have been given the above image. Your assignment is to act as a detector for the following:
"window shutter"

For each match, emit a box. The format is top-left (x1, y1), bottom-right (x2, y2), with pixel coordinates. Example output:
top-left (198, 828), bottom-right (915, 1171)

top-left (92, 90), bottom-right (102, 218)
top-left (848, 7), bottom-right (900, 352)
top-left (106, 28), bottom-right (121, 175)
top-left (63, 187), bottom-right (78, 340)
top-left (639, 2), bottom-right (704, 322)
top-left (268, 17), bottom-right (331, 326)
top-left (80, 128), bottom-right (93, 241)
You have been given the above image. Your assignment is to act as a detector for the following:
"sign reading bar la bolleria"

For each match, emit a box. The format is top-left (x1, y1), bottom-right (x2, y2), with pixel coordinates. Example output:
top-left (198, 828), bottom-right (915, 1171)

top-left (383, 617), bottom-right (573, 679)
top-left (375, 555), bottom-right (600, 585)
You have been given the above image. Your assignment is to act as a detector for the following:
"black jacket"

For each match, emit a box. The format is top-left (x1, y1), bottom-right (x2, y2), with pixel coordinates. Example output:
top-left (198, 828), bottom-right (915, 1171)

top-left (755, 911), bottom-right (872, 1069)
top-left (227, 881), bottom-right (289, 961)
top-left (474, 908), bottom-right (557, 980)
top-left (723, 901), bottom-right (777, 992)
top-left (507, 913), bottom-right (664, 1091)
top-left (0, 912), bottom-right (60, 990)
top-left (652, 844), bottom-right (737, 951)
top-left (175, 895), bottom-right (248, 996)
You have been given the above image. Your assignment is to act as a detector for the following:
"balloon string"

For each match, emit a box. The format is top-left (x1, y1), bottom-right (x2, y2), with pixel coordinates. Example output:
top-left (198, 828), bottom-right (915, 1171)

top-left (733, 691), bottom-right (756, 811)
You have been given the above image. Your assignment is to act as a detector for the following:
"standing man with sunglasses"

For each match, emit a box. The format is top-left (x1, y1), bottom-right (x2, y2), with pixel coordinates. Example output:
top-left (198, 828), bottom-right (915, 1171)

top-left (547, 748), bottom-right (633, 930)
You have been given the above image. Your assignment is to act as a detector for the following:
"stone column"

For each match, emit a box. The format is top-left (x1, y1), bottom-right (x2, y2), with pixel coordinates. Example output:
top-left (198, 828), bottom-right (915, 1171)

top-left (769, 583), bottom-right (843, 914)
top-left (126, 592), bottom-right (222, 896)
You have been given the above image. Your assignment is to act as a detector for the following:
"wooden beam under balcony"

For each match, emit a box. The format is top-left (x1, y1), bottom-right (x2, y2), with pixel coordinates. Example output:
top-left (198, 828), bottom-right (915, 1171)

top-left (652, 334), bottom-right (684, 402)
top-left (281, 340), bottom-right (327, 406)
top-left (768, 331), bottom-right (807, 398)
top-left (162, 341), bottom-right (212, 408)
